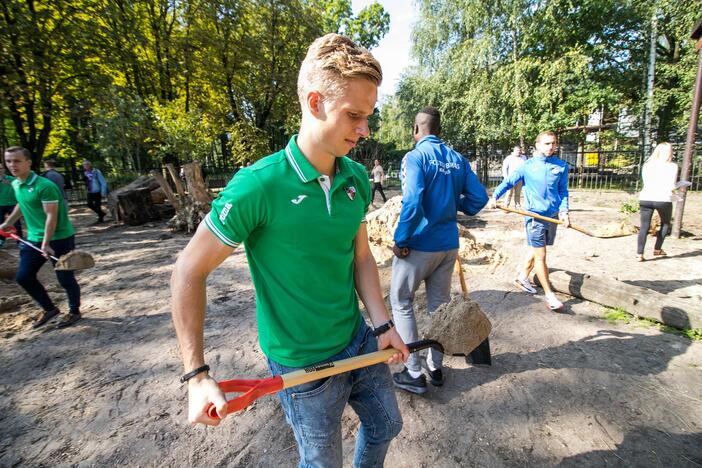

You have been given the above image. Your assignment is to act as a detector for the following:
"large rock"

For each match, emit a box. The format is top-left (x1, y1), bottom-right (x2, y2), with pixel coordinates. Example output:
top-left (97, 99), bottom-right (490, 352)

top-left (416, 296), bottom-right (492, 355)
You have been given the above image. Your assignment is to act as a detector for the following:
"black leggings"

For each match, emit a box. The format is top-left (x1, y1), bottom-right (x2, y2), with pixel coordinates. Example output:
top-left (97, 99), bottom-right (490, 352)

top-left (372, 182), bottom-right (386, 203)
top-left (637, 200), bottom-right (672, 254)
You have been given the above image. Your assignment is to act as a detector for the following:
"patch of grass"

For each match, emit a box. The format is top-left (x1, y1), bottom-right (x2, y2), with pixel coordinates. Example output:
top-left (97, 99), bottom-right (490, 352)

top-left (603, 307), bottom-right (702, 341)
top-left (619, 200), bottom-right (639, 214)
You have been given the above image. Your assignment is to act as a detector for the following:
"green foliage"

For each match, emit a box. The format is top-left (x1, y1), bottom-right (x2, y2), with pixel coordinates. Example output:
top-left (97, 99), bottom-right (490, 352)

top-left (380, 0), bottom-right (701, 152)
top-left (619, 200), bottom-right (640, 214)
top-left (151, 97), bottom-right (213, 163)
top-left (0, 0), bottom-right (390, 172)
top-left (228, 121), bottom-right (271, 164)
top-left (604, 307), bottom-right (702, 341)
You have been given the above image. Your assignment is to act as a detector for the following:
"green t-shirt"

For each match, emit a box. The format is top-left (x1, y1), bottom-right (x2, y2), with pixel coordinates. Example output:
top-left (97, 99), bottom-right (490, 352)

top-left (206, 135), bottom-right (371, 367)
top-left (12, 172), bottom-right (74, 242)
top-left (0, 175), bottom-right (17, 206)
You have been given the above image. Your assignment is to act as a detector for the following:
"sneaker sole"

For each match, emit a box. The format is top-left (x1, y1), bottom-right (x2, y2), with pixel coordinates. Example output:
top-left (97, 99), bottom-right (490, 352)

top-left (393, 382), bottom-right (428, 395)
top-left (514, 280), bottom-right (537, 294)
top-left (548, 304), bottom-right (565, 312)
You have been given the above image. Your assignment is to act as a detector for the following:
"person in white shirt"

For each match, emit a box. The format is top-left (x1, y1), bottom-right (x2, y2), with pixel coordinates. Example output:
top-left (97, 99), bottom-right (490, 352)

top-left (637, 142), bottom-right (679, 261)
top-left (501, 146), bottom-right (526, 207)
top-left (371, 159), bottom-right (386, 203)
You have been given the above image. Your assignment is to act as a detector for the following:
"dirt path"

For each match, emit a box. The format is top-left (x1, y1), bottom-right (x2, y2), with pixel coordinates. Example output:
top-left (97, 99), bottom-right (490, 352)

top-left (1, 192), bottom-right (701, 467)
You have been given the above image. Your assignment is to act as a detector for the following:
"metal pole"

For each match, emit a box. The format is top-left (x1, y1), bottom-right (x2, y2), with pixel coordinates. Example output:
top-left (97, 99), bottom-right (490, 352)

top-left (672, 32), bottom-right (702, 238)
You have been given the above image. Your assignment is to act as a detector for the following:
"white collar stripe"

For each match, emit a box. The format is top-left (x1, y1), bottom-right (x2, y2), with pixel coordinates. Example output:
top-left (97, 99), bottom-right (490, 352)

top-left (285, 146), bottom-right (308, 183)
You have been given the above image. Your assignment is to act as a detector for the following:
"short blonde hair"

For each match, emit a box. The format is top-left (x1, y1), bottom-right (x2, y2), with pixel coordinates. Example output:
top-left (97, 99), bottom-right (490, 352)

top-left (536, 131), bottom-right (557, 143)
top-left (647, 142), bottom-right (673, 163)
top-left (297, 33), bottom-right (382, 107)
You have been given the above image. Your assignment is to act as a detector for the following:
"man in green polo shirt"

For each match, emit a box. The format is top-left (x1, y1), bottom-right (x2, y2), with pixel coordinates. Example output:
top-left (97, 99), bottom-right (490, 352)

top-left (0, 147), bottom-right (82, 329)
top-left (171, 34), bottom-right (409, 466)
top-left (0, 158), bottom-right (23, 247)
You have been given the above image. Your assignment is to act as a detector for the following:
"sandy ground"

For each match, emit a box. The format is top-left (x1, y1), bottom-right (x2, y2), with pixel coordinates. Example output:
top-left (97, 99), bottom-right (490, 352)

top-left (1, 190), bottom-right (701, 467)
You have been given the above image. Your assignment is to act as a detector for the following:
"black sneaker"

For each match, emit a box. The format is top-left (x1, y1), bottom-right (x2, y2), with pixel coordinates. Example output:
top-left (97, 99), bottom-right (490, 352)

top-left (32, 308), bottom-right (60, 329)
top-left (427, 368), bottom-right (444, 387)
top-left (55, 313), bottom-right (81, 329)
top-left (392, 368), bottom-right (427, 395)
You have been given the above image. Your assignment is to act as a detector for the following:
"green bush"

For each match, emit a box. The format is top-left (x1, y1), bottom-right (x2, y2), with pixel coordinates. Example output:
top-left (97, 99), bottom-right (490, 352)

top-left (619, 200), bottom-right (639, 214)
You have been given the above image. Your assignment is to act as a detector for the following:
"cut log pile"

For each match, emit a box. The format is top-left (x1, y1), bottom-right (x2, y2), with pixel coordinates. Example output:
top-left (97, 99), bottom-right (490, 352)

top-left (108, 161), bottom-right (213, 231)
top-left (155, 162), bottom-right (214, 233)
top-left (108, 175), bottom-right (172, 225)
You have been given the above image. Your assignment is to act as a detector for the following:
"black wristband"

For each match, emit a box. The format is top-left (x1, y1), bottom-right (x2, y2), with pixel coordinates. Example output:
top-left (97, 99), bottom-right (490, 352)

top-left (180, 364), bottom-right (210, 383)
top-left (372, 319), bottom-right (394, 337)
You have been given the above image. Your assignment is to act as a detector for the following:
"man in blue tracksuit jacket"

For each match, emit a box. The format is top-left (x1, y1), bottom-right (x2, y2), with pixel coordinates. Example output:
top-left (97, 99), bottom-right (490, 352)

top-left (491, 131), bottom-right (570, 311)
top-left (390, 106), bottom-right (488, 395)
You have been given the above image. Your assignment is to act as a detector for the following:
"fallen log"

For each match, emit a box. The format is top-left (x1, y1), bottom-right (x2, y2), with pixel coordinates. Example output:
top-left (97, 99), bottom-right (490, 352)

top-left (537, 270), bottom-right (701, 329)
top-left (116, 187), bottom-right (160, 226)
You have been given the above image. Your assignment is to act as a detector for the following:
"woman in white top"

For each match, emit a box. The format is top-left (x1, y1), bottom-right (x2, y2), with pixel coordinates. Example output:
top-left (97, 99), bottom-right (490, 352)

top-left (636, 142), bottom-right (679, 261)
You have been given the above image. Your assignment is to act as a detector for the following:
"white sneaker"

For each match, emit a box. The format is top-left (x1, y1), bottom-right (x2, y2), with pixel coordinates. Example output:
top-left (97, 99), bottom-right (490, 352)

top-left (514, 277), bottom-right (537, 294)
top-left (545, 293), bottom-right (564, 312)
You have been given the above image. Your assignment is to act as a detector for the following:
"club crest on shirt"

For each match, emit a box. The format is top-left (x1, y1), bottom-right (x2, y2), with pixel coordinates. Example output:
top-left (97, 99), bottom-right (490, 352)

top-left (344, 186), bottom-right (356, 200)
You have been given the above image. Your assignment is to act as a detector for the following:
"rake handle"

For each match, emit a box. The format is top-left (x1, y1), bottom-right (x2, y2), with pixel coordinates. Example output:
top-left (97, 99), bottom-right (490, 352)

top-left (497, 206), bottom-right (594, 237)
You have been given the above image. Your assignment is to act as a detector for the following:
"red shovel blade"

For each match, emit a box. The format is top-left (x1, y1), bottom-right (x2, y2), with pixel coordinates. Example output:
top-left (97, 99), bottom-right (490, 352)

top-left (205, 375), bottom-right (284, 419)
top-left (0, 226), bottom-right (18, 239)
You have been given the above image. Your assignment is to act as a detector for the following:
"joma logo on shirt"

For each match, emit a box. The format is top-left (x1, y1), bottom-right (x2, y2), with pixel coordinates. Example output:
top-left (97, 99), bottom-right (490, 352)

top-left (291, 195), bottom-right (307, 205)
top-left (219, 202), bottom-right (232, 224)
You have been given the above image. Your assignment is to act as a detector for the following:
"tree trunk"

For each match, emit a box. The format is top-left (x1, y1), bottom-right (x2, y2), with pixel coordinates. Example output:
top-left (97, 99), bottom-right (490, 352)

top-left (183, 162), bottom-right (212, 205)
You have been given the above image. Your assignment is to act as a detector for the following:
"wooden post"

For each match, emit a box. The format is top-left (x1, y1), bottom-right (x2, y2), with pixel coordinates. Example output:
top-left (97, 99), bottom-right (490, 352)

top-left (183, 161), bottom-right (212, 205)
top-left (165, 164), bottom-right (186, 199)
top-left (151, 170), bottom-right (179, 208)
top-left (672, 17), bottom-right (702, 238)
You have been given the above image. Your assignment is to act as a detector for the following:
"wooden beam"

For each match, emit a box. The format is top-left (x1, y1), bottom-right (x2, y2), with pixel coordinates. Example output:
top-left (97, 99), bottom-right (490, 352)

top-left (151, 170), bottom-right (179, 208)
top-left (165, 164), bottom-right (186, 199)
top-left (538, 270), bottom-right (701, 329)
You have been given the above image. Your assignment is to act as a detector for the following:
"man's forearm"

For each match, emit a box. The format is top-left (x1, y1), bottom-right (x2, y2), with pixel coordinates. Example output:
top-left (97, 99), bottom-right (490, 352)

top-left (42, 211), bottom-right (58, 245)
top-left (1, 205), bottom-right (22, 227)
top-left (171, 262), bottom-right (208, 371)
top-left (354, 253), bottom-right (391, 327)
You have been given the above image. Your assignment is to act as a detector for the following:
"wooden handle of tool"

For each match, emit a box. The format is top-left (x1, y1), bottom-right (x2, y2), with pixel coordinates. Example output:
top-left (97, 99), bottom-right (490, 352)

top-left (497, 206), bottom-right (595, 237)
top-left (282, 348), bottom-right (397, 388)
top-left (455, 258), bottom-right (468, 298)
top-left (281, 339), bottom-right (443, 389)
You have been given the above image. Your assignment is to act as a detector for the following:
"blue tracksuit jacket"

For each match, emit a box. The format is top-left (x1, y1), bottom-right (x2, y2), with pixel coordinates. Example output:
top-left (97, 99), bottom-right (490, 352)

top-left (394, 135), bottom-right (488, 251)
top-left (493, 155), bottom-right (569, 216)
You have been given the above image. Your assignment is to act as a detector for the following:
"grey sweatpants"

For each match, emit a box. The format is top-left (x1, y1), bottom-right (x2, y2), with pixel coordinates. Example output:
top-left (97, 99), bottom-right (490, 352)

top-left (390, 248), bottom-right (458, 372)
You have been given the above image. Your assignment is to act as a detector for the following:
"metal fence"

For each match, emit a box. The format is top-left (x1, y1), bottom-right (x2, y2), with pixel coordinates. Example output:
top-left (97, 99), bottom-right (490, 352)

top-left (51, 143), bottom-right (700, 199)
top-left (358, 145), bottom-right (702, 193)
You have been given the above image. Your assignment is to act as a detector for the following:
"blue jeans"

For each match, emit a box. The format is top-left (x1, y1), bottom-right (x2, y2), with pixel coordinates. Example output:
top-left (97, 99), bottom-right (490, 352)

top-left (0, 204), bottom-right (23, 239)
top-left (16, 235), bottom-right (81, 313)
top-left (267, 320), bottom-right (402, 468)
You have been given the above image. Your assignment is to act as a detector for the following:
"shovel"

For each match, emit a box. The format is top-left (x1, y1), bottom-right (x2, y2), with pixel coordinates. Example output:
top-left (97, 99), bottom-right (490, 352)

top-left (0, 227), bottom-right (95, 271)
top-left (206, 340), bottom-right (445, 419)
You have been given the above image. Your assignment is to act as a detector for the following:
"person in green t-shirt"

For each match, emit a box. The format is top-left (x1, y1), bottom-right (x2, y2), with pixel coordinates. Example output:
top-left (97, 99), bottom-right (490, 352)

top-left (0, 147), bottom-right (82, 329)
top-left (0, 158), bottom-right (23, 246)
top-left (171, 34), bottom-right (409, 466)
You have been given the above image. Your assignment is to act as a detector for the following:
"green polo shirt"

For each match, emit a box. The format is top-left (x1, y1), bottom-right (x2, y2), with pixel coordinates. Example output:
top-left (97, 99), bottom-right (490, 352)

top-left (0, 175), bottom-right (17, 205)
top-left (12, 172), bottom-right (74, 242)
top-left (206, 135), bottom-right (371, 367)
